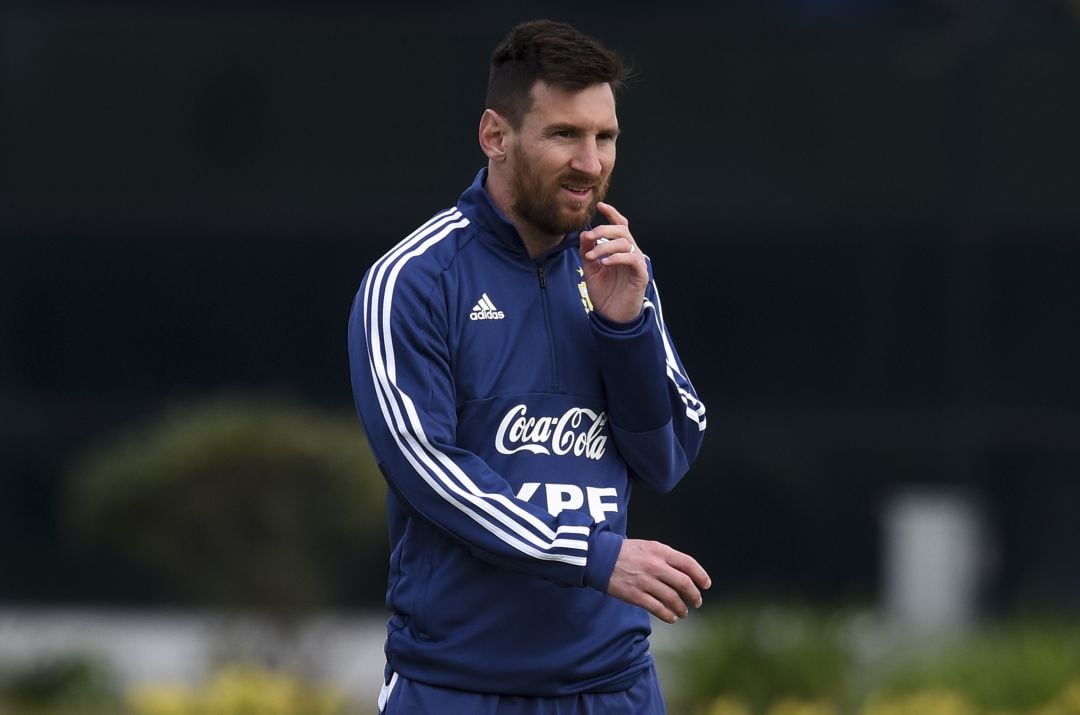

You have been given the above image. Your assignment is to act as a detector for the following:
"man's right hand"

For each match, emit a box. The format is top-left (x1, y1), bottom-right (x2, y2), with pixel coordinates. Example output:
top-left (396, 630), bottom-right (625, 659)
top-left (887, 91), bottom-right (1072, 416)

top-left (606, 538), bottom-right (712, 623)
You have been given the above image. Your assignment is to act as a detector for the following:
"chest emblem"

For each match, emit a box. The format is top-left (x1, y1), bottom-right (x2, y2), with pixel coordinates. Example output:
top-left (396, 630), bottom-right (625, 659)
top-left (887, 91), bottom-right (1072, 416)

top-left (576, 267), bottom-right (594, 314)
top-left (469, 292), bottom-right (505, 321)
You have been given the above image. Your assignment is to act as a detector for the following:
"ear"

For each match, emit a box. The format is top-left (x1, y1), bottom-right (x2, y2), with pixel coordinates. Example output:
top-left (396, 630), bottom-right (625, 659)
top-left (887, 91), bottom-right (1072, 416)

top-left (479, 109), bottom-right (511, 162)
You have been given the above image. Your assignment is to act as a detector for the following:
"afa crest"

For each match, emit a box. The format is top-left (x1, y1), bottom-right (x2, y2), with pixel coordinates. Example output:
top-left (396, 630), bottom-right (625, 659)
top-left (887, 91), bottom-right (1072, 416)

top-left (576, 267), bottom-right (594, 314)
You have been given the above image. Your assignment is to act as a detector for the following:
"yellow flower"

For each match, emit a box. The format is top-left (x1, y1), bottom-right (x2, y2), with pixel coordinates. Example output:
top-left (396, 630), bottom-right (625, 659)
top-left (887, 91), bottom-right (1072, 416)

top-left (127, 684), bottom-right (194, 715)
top-left (767, 697), bottom-right (839, 715)
top-left (1058, 681), bottom-right (1080, 714)
top-left (125, 664), bottom-right (348, 715)
top-left (1025, 704), bottom-right (1069, 715)
top-left (862, 690), bottom-right (977, 715)
top-left (706, 694), bottom-right (752, 715)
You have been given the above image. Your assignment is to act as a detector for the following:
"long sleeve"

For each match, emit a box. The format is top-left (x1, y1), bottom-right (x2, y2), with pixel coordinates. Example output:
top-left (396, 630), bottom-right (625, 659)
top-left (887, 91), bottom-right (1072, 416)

top-left (348, 226), bottom-right (621, 591)
top-left (589, 276), bottom-right (707, 493)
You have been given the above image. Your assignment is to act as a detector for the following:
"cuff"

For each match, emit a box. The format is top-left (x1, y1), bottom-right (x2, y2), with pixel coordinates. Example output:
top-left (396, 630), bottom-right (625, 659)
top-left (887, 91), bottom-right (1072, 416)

top-left (590, 309), bottom-right (648, 335)
top-left (583, 527), bottom-right (624, 592)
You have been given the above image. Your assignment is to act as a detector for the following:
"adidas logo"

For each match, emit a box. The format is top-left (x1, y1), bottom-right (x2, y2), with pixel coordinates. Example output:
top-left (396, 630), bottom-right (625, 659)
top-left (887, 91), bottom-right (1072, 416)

top-left (469, 293), bottom-right (505, 321)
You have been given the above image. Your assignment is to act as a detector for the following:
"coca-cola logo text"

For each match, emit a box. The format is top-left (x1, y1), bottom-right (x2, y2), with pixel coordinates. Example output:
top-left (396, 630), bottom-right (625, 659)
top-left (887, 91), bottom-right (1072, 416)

top-left (495, 404), bottom-right (608, 460)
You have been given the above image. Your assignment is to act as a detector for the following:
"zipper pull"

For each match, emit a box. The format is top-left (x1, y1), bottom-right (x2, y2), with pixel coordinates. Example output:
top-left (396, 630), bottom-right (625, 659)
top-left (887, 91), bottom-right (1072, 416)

top-left (537, 265), bottom-right (547, 288)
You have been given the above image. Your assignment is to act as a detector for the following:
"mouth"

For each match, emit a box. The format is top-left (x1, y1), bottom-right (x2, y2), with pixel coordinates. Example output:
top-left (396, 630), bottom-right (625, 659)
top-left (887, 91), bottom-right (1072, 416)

top-left (561, 184), bottom-right (594, 201)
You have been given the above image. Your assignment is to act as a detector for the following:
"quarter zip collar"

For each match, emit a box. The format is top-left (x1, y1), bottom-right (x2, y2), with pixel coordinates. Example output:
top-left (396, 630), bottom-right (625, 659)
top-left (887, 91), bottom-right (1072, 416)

top-left (457, 168), bottom-right (583, 260)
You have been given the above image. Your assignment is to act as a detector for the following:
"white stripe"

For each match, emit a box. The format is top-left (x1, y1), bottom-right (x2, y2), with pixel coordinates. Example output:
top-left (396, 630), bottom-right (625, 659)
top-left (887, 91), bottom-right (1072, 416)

top-left (670, 365), bottom-right (707, 425)
top-left (482, 294), bottom-right (497, 311)
top-left (369, 225), bottom-right (552, 537)
top-left (367, 290), bottom-right (588, 561)
top-left (369, 379), bottom-right (589, 561)
top-left (363, 213), bottom-right (589, 564)
top-left (645, 289), bottom-right (707, 431)
top-left (369, 228), bottom-right (588, 555)
top-left (368, 334), bottom-right (588, 559)
top-left (377, 671), bottom-right (399, 712)
top-left (378, 224), bottom-right (467, 385)
top-left (381, 321), bottom-right (587, 551)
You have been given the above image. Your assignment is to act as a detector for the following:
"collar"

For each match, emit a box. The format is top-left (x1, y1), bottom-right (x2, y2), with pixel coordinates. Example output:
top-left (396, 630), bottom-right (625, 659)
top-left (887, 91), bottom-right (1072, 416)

top-left (457, 168), bottom-right (583, 260)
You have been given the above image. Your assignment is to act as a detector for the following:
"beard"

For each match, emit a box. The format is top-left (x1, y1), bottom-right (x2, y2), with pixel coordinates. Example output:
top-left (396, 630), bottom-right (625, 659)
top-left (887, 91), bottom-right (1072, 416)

top-left (509, 148), bottom-right (610, 237)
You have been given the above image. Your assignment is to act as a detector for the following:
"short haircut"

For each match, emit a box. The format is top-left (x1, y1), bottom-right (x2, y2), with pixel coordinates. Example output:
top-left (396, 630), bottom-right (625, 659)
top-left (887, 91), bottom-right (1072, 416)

top-left (486, 20), bottom-right (628, 129)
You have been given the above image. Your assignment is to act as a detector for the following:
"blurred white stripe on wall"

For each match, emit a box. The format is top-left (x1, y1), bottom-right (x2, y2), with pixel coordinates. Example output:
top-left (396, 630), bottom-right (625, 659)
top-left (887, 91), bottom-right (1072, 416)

top-left (882, 487), bottom-right (992, 635)
top-left (0, 610), bottom-right (387, 702)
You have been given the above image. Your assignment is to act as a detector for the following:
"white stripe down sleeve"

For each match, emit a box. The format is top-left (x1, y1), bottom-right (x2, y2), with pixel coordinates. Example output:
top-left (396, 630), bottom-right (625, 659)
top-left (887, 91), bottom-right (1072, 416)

top-left (348, 211), bottom-right (603, 587)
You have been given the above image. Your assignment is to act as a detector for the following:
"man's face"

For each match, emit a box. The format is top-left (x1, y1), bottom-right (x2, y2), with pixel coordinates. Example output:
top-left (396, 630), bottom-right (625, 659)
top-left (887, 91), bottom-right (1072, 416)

top-left (507, 81), bottom-right (619, 237)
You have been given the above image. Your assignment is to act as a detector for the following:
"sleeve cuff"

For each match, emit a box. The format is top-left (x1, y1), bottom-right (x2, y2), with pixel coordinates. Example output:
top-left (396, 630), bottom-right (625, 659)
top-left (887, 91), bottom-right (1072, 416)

top-left (590, 309), bottom-right (648, 335)
top-left (583, 527), bottom-right (623, 592)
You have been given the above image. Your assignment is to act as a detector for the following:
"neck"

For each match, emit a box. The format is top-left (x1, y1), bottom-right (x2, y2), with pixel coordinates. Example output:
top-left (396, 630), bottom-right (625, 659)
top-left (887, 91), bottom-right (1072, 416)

top-left (485, 163), bottom-right (562, 260)
top-left (515, 223), bottom-right (564, 261)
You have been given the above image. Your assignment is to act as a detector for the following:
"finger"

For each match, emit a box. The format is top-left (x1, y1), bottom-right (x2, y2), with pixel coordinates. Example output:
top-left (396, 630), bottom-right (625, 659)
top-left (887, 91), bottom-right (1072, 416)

top-left (596, 201), bottom-right (629, 227)
top-left (595, 250), bottom-right (645, 269)
top-left (636, 591), bottom-right (680, 624)
top-left (646, 581), bottom-right (691, 620)
top-left (584, 237), bottom-right (634, 262)
top-left (658, 568), bottom-right (703, 609)
top-left (585, 225), bottom-right (640, 257)
top-left (580, 226), bottom-right (630, 249)
top-left (666, 550), bottom-right (712, 590)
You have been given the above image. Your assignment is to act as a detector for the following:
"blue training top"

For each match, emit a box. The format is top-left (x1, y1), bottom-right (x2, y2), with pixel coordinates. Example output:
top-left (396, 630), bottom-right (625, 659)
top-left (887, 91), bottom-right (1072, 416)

top-left (348, 169), bottom-right (707, 697)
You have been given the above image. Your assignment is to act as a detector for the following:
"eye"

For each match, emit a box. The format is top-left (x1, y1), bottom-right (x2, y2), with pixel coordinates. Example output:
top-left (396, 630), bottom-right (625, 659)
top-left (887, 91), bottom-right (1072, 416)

top-left (552, 129), bottom-right (573, 138)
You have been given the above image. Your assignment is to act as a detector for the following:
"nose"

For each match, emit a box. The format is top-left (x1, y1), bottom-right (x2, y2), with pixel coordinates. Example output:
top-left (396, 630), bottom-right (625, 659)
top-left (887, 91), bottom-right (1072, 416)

top-left (569, 138), bottom-right (603, 178)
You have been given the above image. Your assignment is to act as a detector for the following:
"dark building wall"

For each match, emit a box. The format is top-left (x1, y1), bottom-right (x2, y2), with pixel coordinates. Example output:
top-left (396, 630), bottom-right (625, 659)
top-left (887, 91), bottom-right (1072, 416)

top-left (2, 3), bottom-right (1079, 608)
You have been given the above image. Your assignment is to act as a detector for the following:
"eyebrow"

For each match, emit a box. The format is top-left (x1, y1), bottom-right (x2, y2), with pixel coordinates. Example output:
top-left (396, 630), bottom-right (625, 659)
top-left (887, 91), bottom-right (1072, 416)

top-left (545, 122), bottom-right (622, 137)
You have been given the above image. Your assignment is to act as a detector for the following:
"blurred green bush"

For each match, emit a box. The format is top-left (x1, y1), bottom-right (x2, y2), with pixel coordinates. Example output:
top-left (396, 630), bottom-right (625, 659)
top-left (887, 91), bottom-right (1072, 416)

top-left (5, 606), bottom-right (1080, 715)
top-left (0, 659), bottom-right (353, 715)
top-left (0, 654), bottom-right (118, 714)
top-left (669, 605), bottom-right (1080, 715)
top-left (673, 605), bottom-right (852, 714)
top-left (126, 664), bottom-right (348, 715)
top-left (66, 396), bottom-right (385, 615)
top-left (877, 618), bottom-right (1080, 712)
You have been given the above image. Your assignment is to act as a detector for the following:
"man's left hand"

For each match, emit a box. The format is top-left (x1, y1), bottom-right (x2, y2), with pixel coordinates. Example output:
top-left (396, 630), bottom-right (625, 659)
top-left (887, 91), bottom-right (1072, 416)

top-left (580, 202), bottom-right (649, 323)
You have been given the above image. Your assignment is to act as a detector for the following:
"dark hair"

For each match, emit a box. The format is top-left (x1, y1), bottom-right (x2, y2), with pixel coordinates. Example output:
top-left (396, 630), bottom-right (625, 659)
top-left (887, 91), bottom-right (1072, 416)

top-left (486, 20), bottom-right (628, 128)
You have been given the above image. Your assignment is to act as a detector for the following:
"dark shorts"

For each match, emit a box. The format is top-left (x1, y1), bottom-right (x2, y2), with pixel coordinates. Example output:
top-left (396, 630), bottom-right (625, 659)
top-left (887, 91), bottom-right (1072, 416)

top-left (377, 665), bottom-right (667, 715)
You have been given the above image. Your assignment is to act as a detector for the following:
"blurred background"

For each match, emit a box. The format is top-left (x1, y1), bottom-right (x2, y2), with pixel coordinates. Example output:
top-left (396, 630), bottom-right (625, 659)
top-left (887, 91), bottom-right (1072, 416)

top-left (3, 1), bottom-right (1080, 714)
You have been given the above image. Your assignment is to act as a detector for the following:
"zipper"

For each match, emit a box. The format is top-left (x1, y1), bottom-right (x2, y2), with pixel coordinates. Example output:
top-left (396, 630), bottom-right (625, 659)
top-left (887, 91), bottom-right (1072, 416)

top-left (537, 264), bottom-right (559, 390)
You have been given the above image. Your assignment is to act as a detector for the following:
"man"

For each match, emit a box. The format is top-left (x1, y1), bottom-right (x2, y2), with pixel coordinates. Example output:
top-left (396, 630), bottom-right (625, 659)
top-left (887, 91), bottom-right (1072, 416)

top-left (348, 19), bottom-right (710, 714)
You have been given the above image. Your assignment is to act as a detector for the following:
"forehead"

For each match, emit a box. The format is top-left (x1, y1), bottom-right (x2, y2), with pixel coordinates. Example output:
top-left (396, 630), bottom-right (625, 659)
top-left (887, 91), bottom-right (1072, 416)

top-left (523, 81), bottom-right (619, 131)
